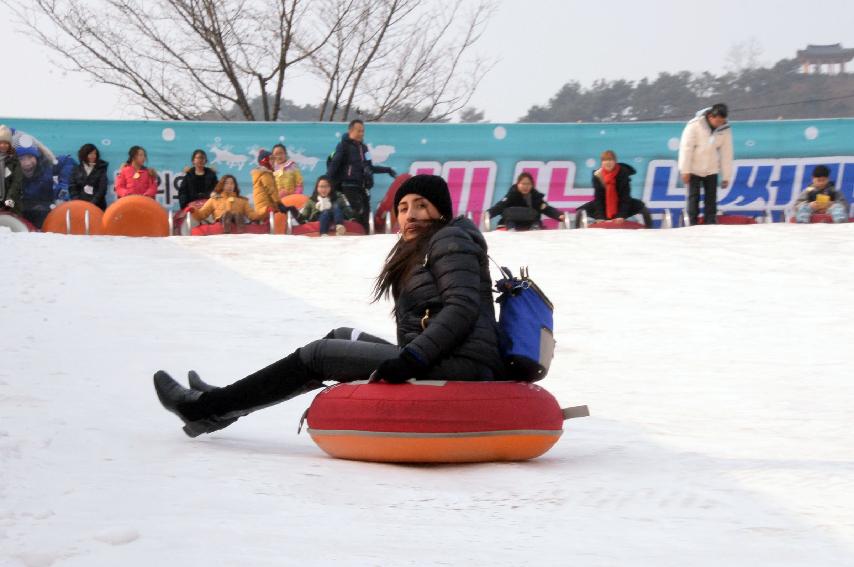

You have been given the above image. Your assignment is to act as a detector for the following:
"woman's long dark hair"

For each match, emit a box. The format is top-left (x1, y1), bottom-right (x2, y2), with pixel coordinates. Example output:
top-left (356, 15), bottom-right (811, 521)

top-left (312, 175), bottom-right (337, 200)
top-left (126, 145), bottom-right (146, 166)
top-left (214, 174), bottom-right (240, 195)
top-left (77, 143), bottom-right (99, 164)
top-left (516, 171), bottom-right (535, 186)
top-left (372, 218), bottom-right (447, 303)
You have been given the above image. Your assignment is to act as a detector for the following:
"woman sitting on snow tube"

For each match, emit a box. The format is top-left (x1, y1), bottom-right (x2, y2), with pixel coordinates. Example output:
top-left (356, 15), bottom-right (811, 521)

top-left (154, 174), bottom-right (506, 437)
top-left (188, 175), bottom-right (263, 233)
top-left (295, 175), bottom-right (354, 235)
top-left (487, 172), bottom-right (565, 230)
top-left (575, 150), bottom-right (652, 228)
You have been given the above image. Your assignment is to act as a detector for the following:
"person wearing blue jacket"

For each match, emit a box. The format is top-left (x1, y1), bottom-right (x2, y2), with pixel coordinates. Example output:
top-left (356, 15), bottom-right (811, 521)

top-left (16, 138), bottom-right (75, 228)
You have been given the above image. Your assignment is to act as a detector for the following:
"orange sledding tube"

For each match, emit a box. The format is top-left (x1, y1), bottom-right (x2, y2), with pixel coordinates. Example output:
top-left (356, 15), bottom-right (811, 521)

top-left (309, 431), bottom-right (562, 463)
top-left (305, 381), bottom-right (573, 463)
top-left (41, 200), bottom-right (105, 235)
top-left (281, 193), bottom-right (309, 209)
top-left (102, 195), bottom-right (169, 237)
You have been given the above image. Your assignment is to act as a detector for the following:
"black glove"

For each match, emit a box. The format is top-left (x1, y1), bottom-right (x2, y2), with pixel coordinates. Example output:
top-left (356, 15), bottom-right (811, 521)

top-left (277, 204), bottom-right (305, 222)
top-left (370, 350), bottom-right (425, 384)
top-left (388, 169), bottom-right (398, 178)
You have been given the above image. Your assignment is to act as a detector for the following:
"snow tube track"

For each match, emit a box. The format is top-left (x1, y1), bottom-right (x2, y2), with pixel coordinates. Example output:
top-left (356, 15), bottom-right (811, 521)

top-left (588, 220), bottom-right (646, 230)
top-left (305, 381), bottom-right (587, 463)
top-left (190, 222), bottom-right (271, 236)
top-left (698, 214), bottom-right (757, 225)
top-left (292, 220), bottom-right (366, 236)
top-left (788, 213), bottom-right (850, 224)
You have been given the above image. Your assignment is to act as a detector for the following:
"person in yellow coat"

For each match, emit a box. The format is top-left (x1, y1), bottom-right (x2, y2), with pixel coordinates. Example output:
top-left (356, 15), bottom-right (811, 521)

top-left (270, 143), bottom-right (303, 198)
top-left (190, 175), bottom-right (263, 233)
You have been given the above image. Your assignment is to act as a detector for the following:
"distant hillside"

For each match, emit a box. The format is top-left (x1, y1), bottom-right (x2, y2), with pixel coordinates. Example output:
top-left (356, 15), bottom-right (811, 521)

top-left (520, 59), bottom-right (854, 122)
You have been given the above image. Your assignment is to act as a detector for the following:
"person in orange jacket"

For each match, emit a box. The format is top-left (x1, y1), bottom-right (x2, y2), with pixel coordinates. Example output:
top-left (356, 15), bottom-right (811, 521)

top-left (190, 175), bottom-right (263, 233)
top-left (115, 146), bottom-right (158, 199)
top-left (251, 149), bottom-right (280, 215)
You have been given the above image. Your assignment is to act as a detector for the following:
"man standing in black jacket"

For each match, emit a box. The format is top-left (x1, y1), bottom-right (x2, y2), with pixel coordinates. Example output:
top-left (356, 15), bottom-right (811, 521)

top-left (327, 119), bottom-right (397, 232)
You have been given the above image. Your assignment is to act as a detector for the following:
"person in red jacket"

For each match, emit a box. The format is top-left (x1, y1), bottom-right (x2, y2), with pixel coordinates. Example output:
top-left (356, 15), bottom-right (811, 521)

top-left (574, 150), bottom-right (652, 227)
top-left (115, 145), bottom-right (158, 199)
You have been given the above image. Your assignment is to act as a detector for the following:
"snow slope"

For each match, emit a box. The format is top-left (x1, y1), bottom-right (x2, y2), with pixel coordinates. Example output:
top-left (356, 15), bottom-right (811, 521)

top-left (2, 225), bottom-right (854, 567)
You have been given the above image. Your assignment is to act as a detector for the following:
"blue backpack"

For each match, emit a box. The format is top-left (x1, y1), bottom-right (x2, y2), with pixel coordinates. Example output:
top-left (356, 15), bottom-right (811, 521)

top-left (494, 266), bottom-right (555, 382)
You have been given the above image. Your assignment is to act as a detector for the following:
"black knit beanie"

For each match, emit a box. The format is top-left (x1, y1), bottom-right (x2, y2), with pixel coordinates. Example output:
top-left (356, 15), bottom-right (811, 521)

top-left (393, 174), bottom-right (453, 220)
top-left (812, 165), bottom-right (830, 178)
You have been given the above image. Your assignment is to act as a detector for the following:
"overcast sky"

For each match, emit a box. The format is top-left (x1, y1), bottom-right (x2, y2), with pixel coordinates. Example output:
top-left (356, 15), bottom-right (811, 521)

top-left (2, 0), bottom-right (852, 123)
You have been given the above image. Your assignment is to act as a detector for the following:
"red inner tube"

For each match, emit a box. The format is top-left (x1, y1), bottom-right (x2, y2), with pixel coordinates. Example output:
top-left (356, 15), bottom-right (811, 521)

top-left (307, 381), bottom-right (564, 434)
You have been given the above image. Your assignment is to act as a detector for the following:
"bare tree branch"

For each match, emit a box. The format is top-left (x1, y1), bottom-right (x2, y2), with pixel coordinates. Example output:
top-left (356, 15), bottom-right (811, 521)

top-left (4, 0), bottom-right (494, 122)
top-left (308, 0), bottom-right (495, 122)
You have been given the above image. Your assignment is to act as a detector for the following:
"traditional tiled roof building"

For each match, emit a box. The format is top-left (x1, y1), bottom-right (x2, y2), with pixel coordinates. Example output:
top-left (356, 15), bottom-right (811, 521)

top-left (796, 44), bottom-right (854, 74)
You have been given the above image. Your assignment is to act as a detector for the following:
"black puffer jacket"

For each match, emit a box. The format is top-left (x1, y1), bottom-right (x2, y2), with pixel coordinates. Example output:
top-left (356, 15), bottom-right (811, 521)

top-left (590, 163), bottom-right (636, 219)
top-left (327, 134), bottom-right (393, 190)
top-left (487, 185), bottom-right (563, 227)
top-left (177, 167), bottom-right (218, 209)
top-left (69, 159), bottom-right (109, 210)
top-left (395, 216), bottom-right (505, 380)
top-left (0, 152), bottom-right (23, 214)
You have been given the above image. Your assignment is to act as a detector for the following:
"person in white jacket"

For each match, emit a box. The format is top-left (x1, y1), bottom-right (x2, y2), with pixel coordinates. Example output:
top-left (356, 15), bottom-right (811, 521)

top-left (678, 104), bottom-right (733, 225)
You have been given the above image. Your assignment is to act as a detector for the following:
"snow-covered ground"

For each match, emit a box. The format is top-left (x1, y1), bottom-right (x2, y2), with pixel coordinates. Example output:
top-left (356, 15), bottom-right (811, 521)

top-left (2, 224), bottom-right (854, 567)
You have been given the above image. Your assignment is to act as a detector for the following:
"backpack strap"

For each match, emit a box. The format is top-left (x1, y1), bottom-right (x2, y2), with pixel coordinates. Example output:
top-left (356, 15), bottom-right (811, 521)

top-left (487, 254), bottom-right (513, 280)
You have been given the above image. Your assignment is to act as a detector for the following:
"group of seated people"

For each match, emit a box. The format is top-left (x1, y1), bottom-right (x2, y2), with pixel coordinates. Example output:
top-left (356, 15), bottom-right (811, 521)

top-left (182, 146), bottom-right (661, 234)
top-left (2, 120), bottom-right (847, 233)
top-left (488, 150), bottom-right (654, 230)
top-left (187, 172), bottom-right (351, 235)
top-left (183, 146), bottom-right (354, 235)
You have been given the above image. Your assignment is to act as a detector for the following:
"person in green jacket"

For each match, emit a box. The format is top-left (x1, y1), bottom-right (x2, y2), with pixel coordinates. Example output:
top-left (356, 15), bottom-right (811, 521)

top-left (298, 175), bottom-right (354, 235)
top-left (0, 125), bottom-right (23, 215)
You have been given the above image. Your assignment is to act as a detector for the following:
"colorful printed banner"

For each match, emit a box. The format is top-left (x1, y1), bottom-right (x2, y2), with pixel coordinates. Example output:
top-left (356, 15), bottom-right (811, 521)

top-left (3, 117), bottom-right (853, 216)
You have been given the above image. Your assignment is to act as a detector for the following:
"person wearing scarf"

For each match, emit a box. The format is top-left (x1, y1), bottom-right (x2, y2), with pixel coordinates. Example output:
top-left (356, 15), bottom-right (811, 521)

top-left (575, 150), bottom-right (653, 228)
top-left (601, 160), bottom-right (621, 220)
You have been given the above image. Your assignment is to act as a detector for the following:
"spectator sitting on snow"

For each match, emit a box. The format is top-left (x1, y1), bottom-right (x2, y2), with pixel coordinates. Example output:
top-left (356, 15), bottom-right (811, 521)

top-left (487, 172), bottom-right (565, 230)
top-left (297, 175), bottom-right (353, 235)
top-left (0, 125), bottom-right (23, 216)
top-left (69, 143), bottom-right (109, 210)
top-left (189, 175), bottom-right (262, 233)
top-left (177, 149), bottom-right (218, 209)
top-left (270, 143), bottom-right (304, 198)
top-left (115, 146), bottom-right (158, 199)
top-left (793, 165), bottom-right (848, 223)
top-left (16, 135), bottom-right (76, 228)
top-left (575, 150), bottom-right (653, 228)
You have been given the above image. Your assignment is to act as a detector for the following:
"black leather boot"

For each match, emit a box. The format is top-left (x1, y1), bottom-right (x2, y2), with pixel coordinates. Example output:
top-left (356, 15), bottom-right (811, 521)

top-left (154, 350), bottom-right (325, 438)
top-left (153, 371), bottom-right (237, 437)
top-left (187, 370), bottom-right (218, 392)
